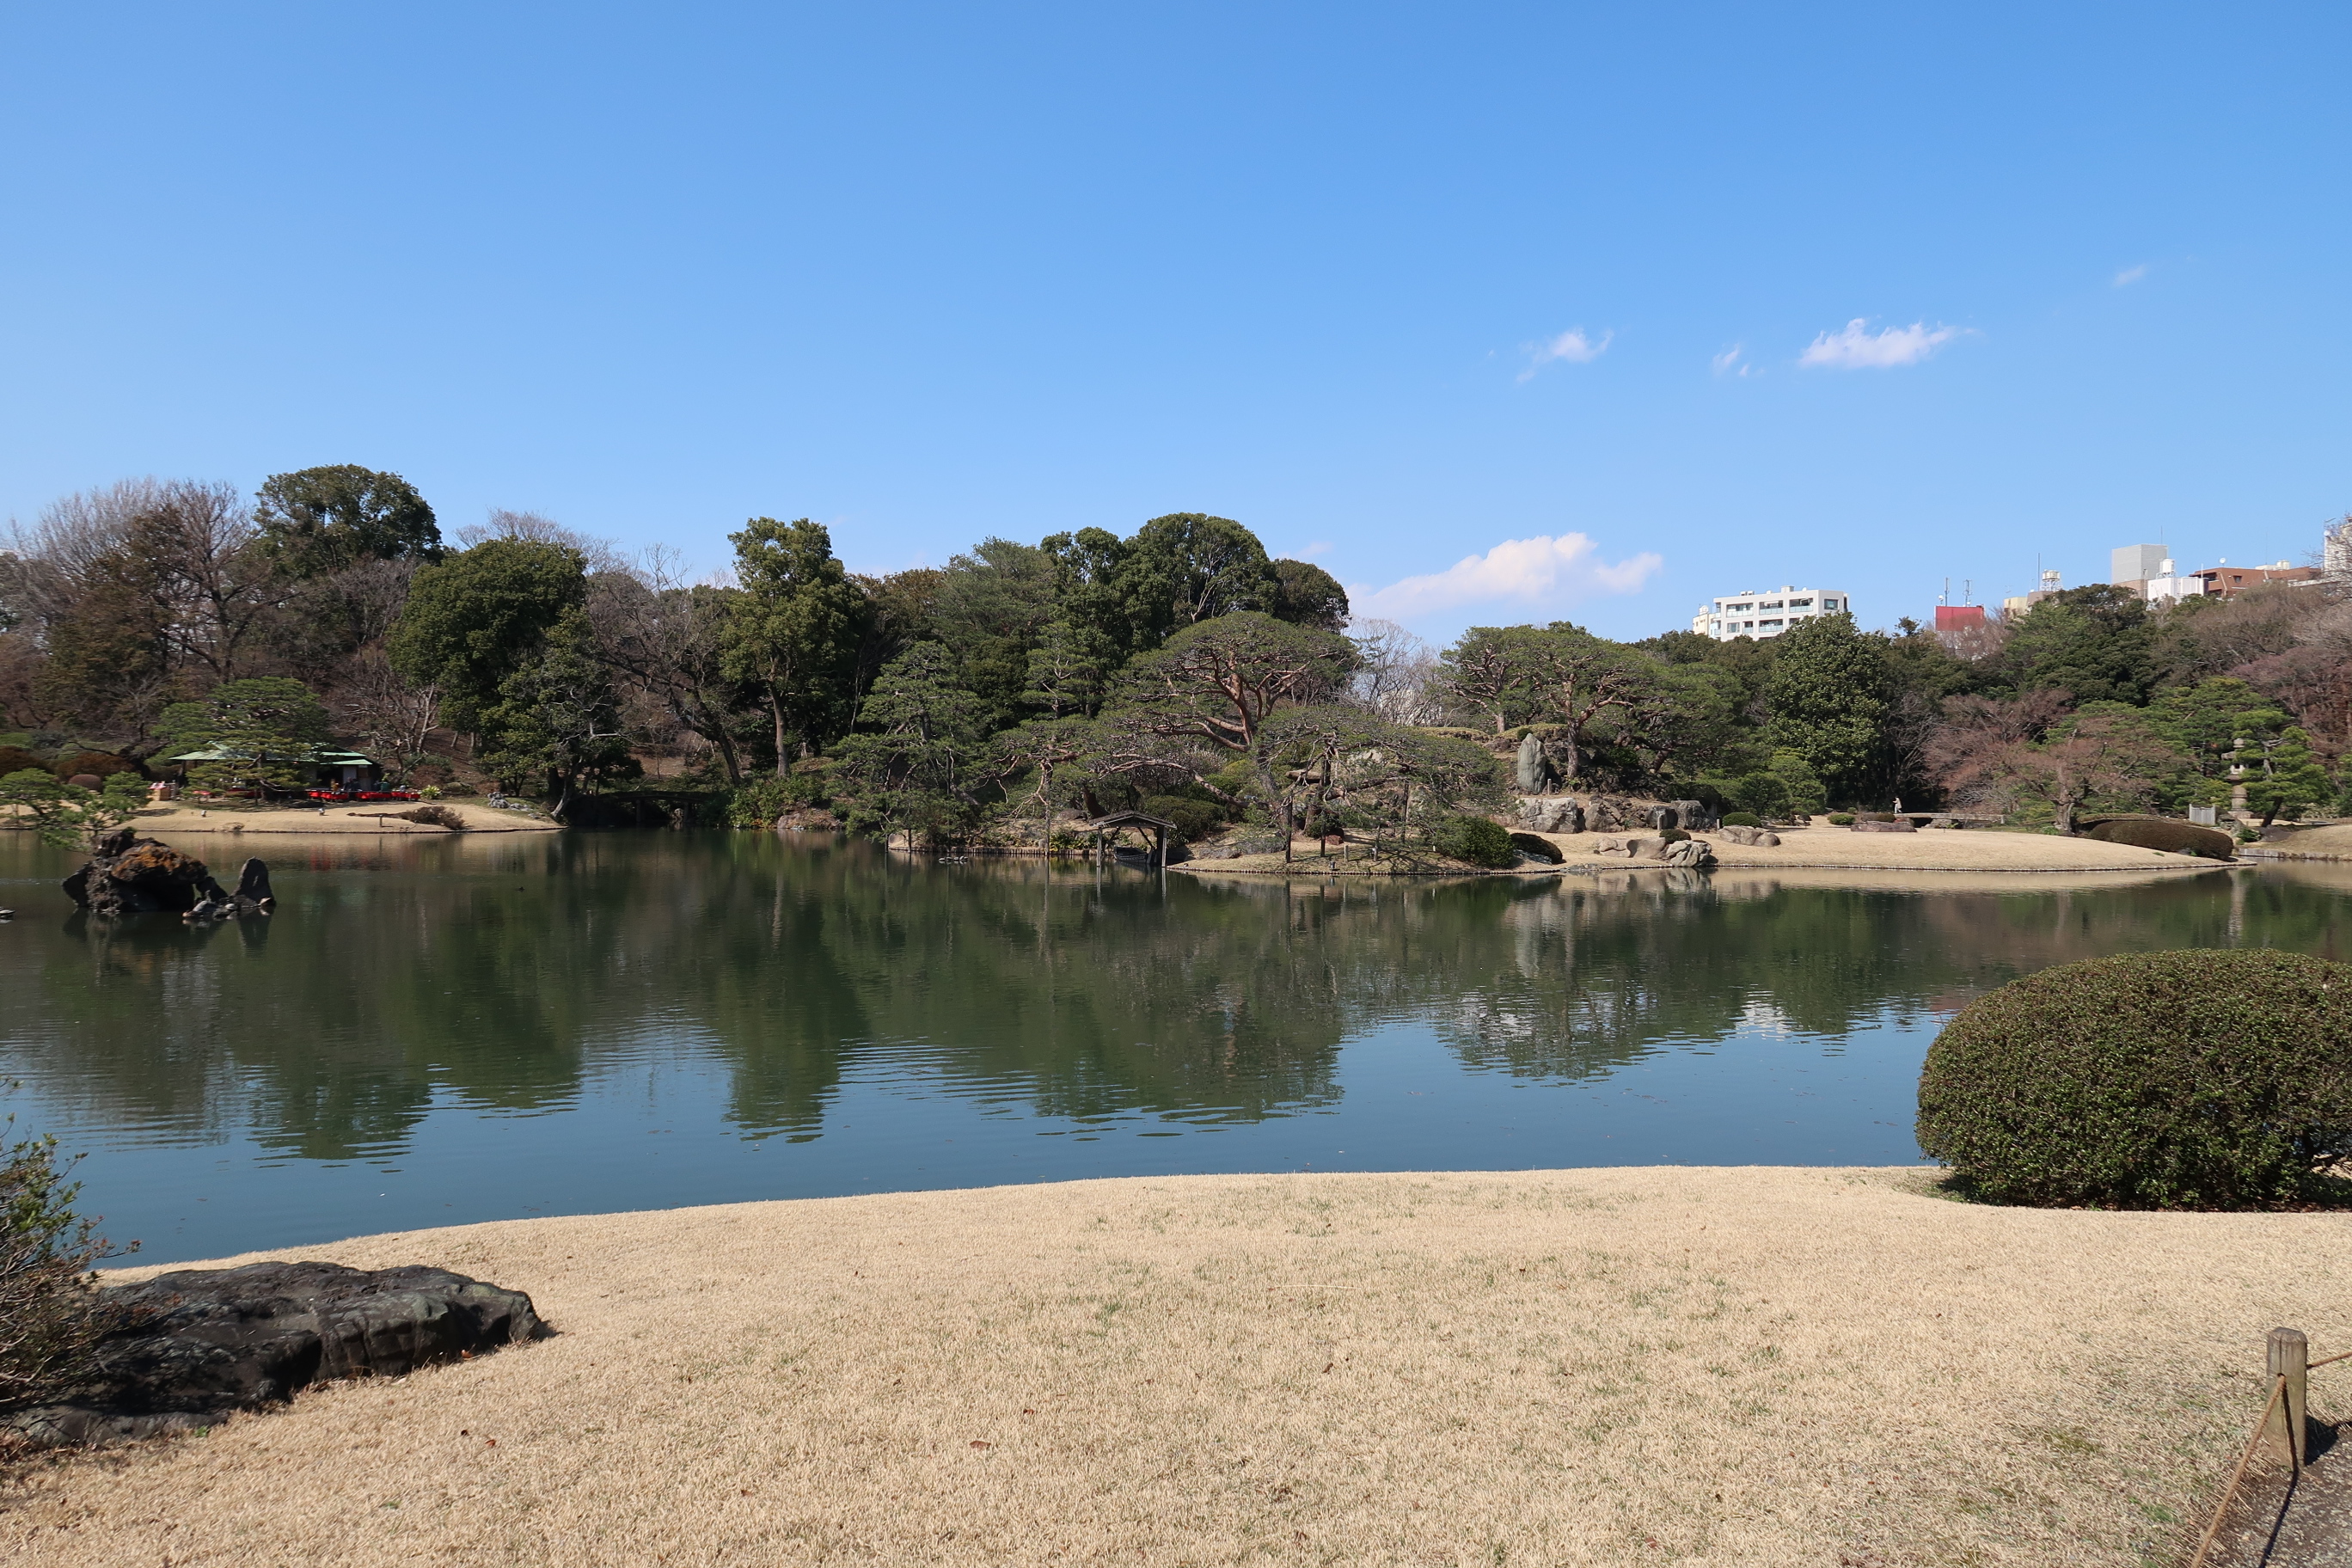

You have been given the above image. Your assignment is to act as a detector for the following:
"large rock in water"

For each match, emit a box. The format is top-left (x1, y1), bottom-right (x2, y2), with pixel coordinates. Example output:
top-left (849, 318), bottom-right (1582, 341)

top-left (63, 827), bottom-right (228, 915)
top-left (4, 1261), bottom-right (548, 1448)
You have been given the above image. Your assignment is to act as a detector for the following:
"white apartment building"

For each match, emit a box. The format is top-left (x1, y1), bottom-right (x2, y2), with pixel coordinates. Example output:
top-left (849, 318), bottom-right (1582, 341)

top-left (1690, 586), bottom-right (1852, 640)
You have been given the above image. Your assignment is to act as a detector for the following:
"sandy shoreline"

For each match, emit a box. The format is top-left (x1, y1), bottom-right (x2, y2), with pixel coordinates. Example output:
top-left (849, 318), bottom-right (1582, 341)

top-left (8, 1167), bottom-right (2343, 1565)
top-left (121, 800), bottom-right (560, 836)
top-left (1183, 822), bottom-right (2232, 879)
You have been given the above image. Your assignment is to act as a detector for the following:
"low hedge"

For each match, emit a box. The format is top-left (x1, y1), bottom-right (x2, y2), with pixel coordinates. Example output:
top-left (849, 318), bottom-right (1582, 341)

top-left (1826, 812), bottom-right (1855, 825)
top-left (1916, 949), bottom-right (2352, 1208)
top-left (2079, 818), bottom-right (2234, 860)
top-left (1430, 814), bottom-right (1517, 868)
top-left (1718, 812), bottom-right (1761, 828)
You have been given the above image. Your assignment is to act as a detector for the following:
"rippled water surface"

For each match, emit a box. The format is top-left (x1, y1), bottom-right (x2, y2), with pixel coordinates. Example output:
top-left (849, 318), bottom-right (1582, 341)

top-left (2, 831), bottom-right (2345, 1260)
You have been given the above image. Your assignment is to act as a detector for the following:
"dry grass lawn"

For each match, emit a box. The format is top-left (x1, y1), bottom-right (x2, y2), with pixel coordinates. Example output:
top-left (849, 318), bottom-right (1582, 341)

top-left (2265, 823), bottom-right (2352, 860)
top-left (126, 799), bottom-right (558, 836)
top-left (1683, 824), bottom-right (2220, 874)
top-left (6, 1167), bottom-right (2346, 1566)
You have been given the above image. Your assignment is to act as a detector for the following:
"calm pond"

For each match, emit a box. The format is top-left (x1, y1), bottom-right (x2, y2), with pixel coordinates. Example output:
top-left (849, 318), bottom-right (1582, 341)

top-left (2, 831), bottom-right (2347, 1261)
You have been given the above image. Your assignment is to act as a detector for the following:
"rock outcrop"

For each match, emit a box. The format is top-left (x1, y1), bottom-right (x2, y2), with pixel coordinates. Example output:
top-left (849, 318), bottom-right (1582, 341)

top-left (1516, 796), bottom-right (1585, 834)
top-left (1589, 835), bottom-right (1716, 868)
top-left (1850, 819), bottom-right (1918, 834)
top-left (1718, 824), bottom-right (1780, 847)
top-left (63, 828), bottom-right (228, 916)
top-left (4, 1261), bottom-right (548, 1449)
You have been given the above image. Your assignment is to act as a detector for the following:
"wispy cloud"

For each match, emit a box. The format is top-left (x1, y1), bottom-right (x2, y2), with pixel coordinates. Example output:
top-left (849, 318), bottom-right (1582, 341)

top-left (1351, 533), bottom-right (1661, 621)
top-left (1712, 344), bottom-right (1752, 377)
top-left (1798, 318), bottom-right (1963, 370)
top-left (2113, 263), bottom-right (2149, 287)
top-left (1517, 327), bottom-right (1612, 382)
top-left (1290, 540), bottom-right (1334, 560)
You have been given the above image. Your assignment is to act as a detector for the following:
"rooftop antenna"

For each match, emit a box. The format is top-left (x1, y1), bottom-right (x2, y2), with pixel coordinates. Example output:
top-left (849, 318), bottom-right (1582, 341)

top-left (1963, 577), bottom-right (1972, 605)
top-left (1940, 576), bottom-right (1949, 606)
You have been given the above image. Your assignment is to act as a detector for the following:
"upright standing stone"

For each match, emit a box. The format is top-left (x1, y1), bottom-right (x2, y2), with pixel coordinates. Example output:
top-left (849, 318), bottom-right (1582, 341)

top-left (1515, 732), bottom-right (1549, 794)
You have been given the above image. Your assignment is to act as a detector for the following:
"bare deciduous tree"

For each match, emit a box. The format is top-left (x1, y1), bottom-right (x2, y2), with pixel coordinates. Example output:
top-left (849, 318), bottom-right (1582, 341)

top-left (1347, 619), bottom-right (1442, 724)
top-left (330, 652), bottom-right (442, 781)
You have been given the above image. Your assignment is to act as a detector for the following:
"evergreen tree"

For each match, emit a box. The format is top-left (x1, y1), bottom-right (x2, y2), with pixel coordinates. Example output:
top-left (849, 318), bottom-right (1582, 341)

top-left (2239, 720), bottom-right (2333, 826)
top-left (1765, 614), bottom-right (1892, 805)
top-left (477, 609), bottom-right (637, 818)
top-left (834, 642), bottom-right (989, 845)
top-left (1116, 513), bottom-right (1280, 644)
top-left (1270, 559), bottom-right (1351, 632)
top-left (720, 518), bottom-right (867, 773)
top-left (388, 539), bottom-right (587, 732)
top-left (255, 465), bottom-right (442, 579)
top-left (1020, 619), bottom-right (1118, 719)
top-left (157, 677), bottom-right (333, 793)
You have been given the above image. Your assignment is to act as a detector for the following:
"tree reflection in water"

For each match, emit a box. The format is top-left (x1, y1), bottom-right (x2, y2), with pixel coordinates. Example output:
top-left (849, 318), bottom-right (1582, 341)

top-left (2, 834), bottom-right (2343, 1172)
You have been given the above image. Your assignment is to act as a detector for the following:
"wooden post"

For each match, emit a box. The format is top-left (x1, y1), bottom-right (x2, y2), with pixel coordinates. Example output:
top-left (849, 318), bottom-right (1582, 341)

top-left (2266, 1327), bottom-right (2308, 1468)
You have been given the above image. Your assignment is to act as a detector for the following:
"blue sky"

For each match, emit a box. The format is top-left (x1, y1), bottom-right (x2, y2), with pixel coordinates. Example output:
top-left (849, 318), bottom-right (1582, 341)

top-left (3, 4), bottom-right (2346, 642)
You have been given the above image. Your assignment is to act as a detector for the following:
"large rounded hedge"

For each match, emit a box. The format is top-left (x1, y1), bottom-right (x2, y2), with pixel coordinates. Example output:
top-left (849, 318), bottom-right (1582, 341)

top-left (1916, 949), bottom-right (2352, 1209)
top-left (2079, 816), bottom-right (2235, 861)
top-left (1430, 814), bottom-right (1516, 868)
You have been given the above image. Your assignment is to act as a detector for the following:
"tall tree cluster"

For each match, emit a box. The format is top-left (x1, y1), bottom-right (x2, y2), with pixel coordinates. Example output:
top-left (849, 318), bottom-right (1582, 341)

top-left (7, 467), bottom-right (2343, 835)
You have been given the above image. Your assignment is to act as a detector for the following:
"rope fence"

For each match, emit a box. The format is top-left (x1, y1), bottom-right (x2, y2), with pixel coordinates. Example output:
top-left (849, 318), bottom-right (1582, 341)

top-left (2184, 1326), bottom-right (2337, 1568)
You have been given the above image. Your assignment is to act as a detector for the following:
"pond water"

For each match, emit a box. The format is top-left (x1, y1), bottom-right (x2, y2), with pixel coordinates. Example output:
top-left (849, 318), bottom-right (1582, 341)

top-left (2, 830), bottom-right (2346, 1261)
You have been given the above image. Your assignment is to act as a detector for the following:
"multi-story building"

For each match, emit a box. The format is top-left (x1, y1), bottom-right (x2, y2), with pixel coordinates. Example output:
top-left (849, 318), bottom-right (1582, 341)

top-left (2195, 561), bottom-right (2324, 597)
top-left (1690, 586), bottom-right (1851, 640)
top-left (2141, 558), bottom-right (2206, 606)
top-left (2111, 543), bottom-right (2167, 585)
top-left (2324, 517), bottom-right (2351, 580)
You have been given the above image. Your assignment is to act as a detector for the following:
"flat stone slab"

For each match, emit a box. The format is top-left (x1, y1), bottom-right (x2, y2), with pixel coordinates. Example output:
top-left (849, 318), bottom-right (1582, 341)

top-left (5, 1260), bottom-right (548, 1447)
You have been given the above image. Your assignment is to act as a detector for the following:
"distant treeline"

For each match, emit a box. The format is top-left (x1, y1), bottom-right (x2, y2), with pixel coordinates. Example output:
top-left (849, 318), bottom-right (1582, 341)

top-left (3, 466), bottom-right (2347, 836)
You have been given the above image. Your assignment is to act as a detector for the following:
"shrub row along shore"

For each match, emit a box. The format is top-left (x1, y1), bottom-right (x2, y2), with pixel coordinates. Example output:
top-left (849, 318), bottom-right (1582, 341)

top-left (4, 1167), bottom-right (2339, 1567)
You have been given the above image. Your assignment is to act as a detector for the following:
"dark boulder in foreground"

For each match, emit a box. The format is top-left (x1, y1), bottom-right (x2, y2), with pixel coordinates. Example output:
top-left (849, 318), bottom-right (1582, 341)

top-left (4, 1261), bottom-right (549, 1448)
top-left (63, 827), bottom-right (228, 915)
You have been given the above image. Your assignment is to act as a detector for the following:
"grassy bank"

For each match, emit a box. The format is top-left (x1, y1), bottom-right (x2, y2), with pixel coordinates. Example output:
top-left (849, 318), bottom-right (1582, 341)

top-left (7, 1167), bottom-right (2343, 1565)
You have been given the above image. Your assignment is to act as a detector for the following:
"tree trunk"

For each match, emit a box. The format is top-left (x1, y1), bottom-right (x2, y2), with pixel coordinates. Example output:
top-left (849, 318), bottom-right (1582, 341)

top-left (700, 698), bottom-right (744, 785)
top-left (769, 691), bottom-right (789, 778)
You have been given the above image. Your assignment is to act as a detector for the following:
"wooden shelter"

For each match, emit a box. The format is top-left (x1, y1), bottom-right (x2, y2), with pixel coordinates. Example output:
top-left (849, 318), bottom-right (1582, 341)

top-left (1086, 809), bottom-right (1177, 869)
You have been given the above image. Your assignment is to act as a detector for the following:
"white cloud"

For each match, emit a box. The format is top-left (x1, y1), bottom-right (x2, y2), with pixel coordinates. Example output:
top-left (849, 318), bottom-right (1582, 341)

top-left (1712, 344), bottom-right (1752, 377)
top-left (1798, 318), bottom-right (1962, 370)
top-left (1290, 540), bottom-right (1334, 560)
top-left (1351, 533), bottom-right (1662, 621)
top-left (1517, 326), bottom-right (1612, 381)
top-left (2113, 263), bottom-right (2149, 287)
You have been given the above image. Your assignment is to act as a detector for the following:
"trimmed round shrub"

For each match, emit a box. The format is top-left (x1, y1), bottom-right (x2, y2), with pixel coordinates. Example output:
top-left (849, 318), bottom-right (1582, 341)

top-left (2079, 817), bottom-right (2234, 861)
top-left (1657, 827), bottom-right (1689, 843)
top-left (1142, 794), bottom-right (1224, 842)
top-left (1917, 950), bottom-right (2352, 1209)
top-left (1718, 812), bottom-right (1761, 828)
top-left (0, 745), bottom-right (47, 778)
top-left (1430, 814), bottom-right (1516, 868)
top-left (1826, 812), bottom-right (1855, 825)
